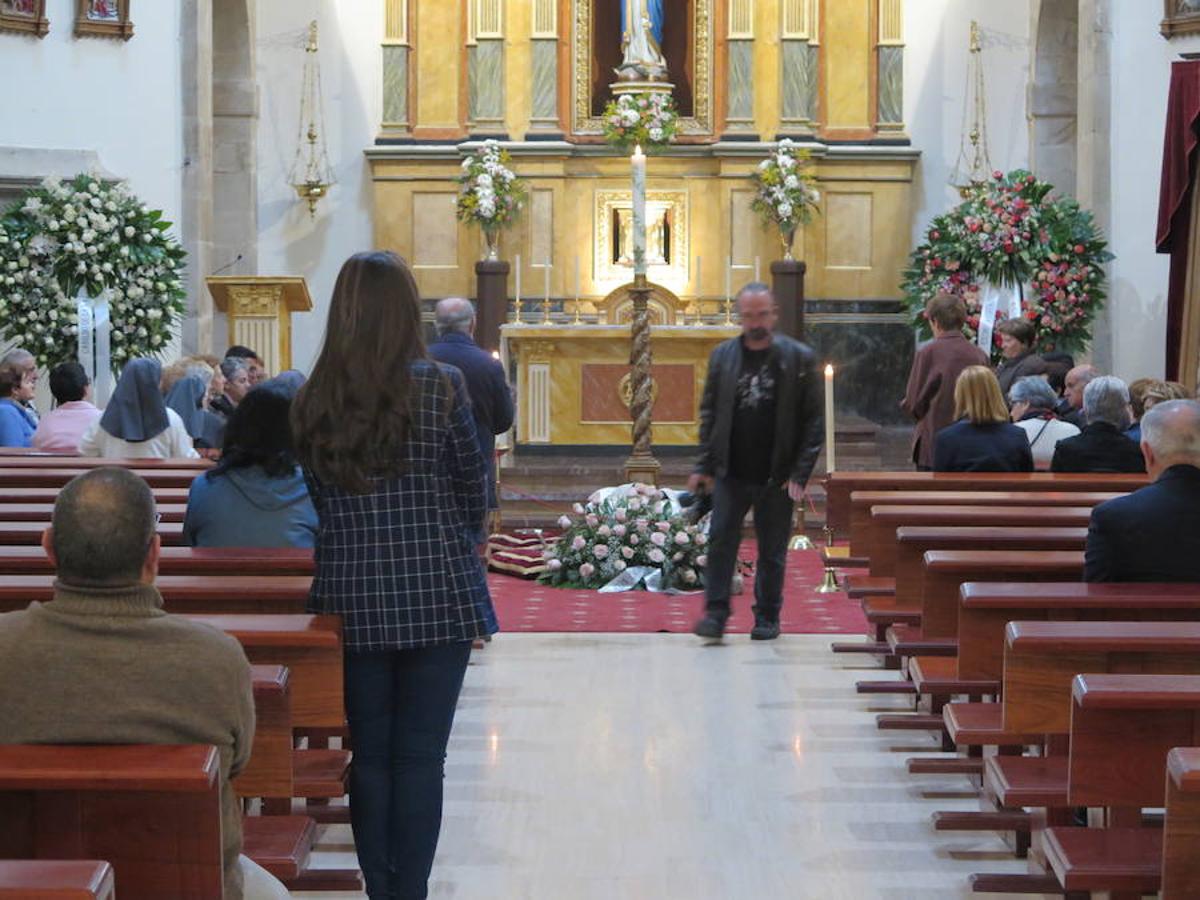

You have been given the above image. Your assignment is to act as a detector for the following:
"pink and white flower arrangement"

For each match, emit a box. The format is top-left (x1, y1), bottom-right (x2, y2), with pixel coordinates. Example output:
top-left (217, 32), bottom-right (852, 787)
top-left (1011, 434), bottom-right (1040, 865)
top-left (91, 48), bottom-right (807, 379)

top-left (538, 482), bottom-right (708, 590)
top-left (0, 173), bottom-right (187, 369)
top-left (750, 138), bottom-right (820, 234)
top-left (601, 91), bottom-right (678, 152)
top-left (455, 140), bottom-right (525, 231)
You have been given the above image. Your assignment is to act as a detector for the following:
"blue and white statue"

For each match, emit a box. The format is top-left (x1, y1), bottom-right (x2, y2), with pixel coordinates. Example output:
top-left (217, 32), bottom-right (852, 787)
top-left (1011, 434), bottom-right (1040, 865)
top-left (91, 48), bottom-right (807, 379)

top-left (617, 0), bottom-right (668, 83)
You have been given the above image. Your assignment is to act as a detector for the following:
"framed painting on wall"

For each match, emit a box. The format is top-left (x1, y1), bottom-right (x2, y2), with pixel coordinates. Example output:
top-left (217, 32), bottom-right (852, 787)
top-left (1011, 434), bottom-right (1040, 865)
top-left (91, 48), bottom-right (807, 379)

top-left (75, 0), bottom-right (132, 40)
top-left (0, 0), bottom-right (49, 38)
top-left (1163, 0), bottom-right (1200, 37)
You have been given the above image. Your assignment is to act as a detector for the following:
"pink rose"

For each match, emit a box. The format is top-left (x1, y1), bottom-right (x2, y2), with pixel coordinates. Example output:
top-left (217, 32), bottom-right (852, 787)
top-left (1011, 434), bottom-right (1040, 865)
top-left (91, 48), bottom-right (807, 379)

top-left (614, 559), bottom-right (627, 572)
top-left (579, 562), bottom-right (595, 578)
top-left (681, 568), bottom-right (697, 584)
top-left (613, 524), bottom-right (627, 537)
top-left (629, 534), bottom-right (640, 545)
top-left (636, 519), bottom-right (649, 533)
top-left (571, 536), bottom-right (586, 551)
top-left (558, 515), bottom-right (572, 528)
top-left (696, 554), bottom-right (707, 567)
top-left (586, 514), bottom-right (599, 528)
top-left (621, 546), bottom-right (635, 559)
top-left (656, 521), bottom-right (671, 532)
top-left (674, 532), bottom-right (690, 545)
top-left (593, 544), bottom-right (610, 559)
top-left (597, 524), bottom-right (612, 537)
top-left (694, 533), bottom-right (707, 546)
top-left (648, 548), bottom-right (665, 564)
top-left (615, 508), bottom-right (628, 523)
top-left (572, 503), bottom-right (584, 514)
top-left (649, 531), bottom-right (667, 547)
top-left (547, 558), bottom-right (562, 571)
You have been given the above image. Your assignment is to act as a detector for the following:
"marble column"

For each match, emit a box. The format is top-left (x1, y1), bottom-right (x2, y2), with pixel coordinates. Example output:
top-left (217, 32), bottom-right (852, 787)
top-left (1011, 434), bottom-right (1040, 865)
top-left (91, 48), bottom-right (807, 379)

top-left (875, 0), bottom-right (906, 136)
top-left (779, 0), bottom-right (818, 136)
top-left (179, 0), bottom-right (214, 356)
top-left (381, 0), bottom-right (409, 136)
top-left (529, 0), bottom-right (559, 134)
top-left (470, 40), bottom-right (507, 136)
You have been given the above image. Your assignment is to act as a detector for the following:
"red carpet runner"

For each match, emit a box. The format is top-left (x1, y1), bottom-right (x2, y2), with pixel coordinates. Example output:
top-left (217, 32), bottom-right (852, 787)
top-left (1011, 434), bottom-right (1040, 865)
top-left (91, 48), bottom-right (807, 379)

top-left (486, 548), bottom-right (866, 635)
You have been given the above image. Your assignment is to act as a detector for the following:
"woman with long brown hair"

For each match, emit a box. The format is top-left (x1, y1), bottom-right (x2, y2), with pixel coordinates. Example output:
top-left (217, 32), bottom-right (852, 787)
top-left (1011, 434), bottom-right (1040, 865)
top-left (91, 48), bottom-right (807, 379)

top-left (292, 251), bottom-right (495, 899)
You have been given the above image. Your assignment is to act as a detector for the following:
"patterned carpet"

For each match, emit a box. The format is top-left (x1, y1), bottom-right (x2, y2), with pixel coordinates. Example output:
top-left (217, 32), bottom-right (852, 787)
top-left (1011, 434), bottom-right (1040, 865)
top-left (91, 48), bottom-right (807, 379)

top-left (486, 547), bottom-right (867, 635)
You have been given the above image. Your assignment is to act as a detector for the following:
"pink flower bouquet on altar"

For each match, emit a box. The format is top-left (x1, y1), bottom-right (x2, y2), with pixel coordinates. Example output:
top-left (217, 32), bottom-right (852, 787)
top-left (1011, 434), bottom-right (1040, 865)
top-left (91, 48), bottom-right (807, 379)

top-left (539, 483), bottom-right (708, 592)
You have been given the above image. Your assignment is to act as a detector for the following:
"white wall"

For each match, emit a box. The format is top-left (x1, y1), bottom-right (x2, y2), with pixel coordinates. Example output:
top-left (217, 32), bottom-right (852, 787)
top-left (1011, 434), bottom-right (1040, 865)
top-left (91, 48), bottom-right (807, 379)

top-left (1105, 4), bottom-right (1200, 382)
top-left (905, 1), bottom-right (1033, 248)
top-left (254, 1), bottom-right (382, 373)
top-left (0, 0), bottom-right (183, 238)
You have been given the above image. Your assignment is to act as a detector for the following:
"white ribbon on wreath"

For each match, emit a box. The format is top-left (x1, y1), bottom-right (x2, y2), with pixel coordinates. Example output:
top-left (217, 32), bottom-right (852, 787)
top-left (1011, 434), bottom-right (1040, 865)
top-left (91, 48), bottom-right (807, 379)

top-left (75, 289), bottom-right (114, 406)
top-left (977, 281), bottom-right (1023, 351)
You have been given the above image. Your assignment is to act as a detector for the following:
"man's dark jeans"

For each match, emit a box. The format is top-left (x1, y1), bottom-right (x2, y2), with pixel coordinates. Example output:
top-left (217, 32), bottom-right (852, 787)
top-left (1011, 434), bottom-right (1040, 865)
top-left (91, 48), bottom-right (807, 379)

top-left (343, 641), bottom-right (472, 899)
top-left (703, 476), bottom-right (795, 624)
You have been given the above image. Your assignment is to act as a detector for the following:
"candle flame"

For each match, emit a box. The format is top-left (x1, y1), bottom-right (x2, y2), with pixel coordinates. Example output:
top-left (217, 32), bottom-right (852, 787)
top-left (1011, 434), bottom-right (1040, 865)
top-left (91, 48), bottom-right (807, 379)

top-left (824, 364), bottom-right (834, 377)
top-left (492, 350), bottom-right (501, 360)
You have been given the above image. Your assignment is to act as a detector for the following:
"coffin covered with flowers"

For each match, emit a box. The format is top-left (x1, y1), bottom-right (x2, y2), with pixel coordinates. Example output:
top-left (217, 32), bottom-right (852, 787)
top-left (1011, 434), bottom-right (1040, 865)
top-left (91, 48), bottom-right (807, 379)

top-left (538, 483), bottom-right (708, 592)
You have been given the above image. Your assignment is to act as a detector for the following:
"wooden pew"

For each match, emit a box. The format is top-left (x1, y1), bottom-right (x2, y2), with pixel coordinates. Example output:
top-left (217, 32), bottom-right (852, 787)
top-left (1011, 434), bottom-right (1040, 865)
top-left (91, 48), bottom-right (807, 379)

top-left (1035, 674), bottom-right (1200, 898)
top-left (0, 521), bottom-right (186, 546)
top-left (0, 454), bottom-right (208, 468)
top-left (847, 489), bottom-right (1121, 557)
top-left (0, 545), bottom-right (314, 576)
top-left (0, 469), bottom-right (202, 489)
top-left (0, 744), bottom-right (224, 898)
top-left (0, 861), bottom-right (115, 899)
top-left (1164, 747), bottom-right (1200, 898)
top-left (0, 487), bottom-right (191, 504)
top-left (235, 665), bottom-right (294, 802)
top-left (0, 502), bottom-right (187, 523)
top-left (0, 574), bottom-right (312, 614)
top-left (824, 470), bottom-right (1147, 535)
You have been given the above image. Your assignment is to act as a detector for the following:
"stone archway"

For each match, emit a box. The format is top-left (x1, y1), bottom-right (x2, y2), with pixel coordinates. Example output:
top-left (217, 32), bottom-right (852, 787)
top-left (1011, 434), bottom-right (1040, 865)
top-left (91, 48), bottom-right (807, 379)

top-left (180, 0), bottom-right (258, 357)
top-left (1030, 0), bottom-right (1079, 197)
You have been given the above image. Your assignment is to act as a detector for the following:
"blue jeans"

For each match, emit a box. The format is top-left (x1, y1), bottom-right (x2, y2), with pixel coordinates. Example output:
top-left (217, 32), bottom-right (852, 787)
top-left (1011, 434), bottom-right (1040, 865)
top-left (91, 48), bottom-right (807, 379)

top-left (343, 642), bottom-right (473, 900)
top-left (703, 477), bottom-right (795, 623)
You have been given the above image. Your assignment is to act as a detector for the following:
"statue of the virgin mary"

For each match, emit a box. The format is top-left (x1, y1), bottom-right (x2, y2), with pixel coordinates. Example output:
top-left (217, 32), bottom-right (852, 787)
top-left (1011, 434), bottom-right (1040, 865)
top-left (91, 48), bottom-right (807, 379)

top-left (616, 0), bottom-right (668, 83)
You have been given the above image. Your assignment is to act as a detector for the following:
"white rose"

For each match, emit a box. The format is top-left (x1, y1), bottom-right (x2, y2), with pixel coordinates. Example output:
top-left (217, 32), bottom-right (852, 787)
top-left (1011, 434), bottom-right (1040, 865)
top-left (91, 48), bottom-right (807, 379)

top-left (558, 515), bottom-right (572, 528)
top-left (648, 127), bottom-right (664, 142)
top-left (614, 560), bottom-right (627, 572)
top-left (785, 175), bottom-right (800, 189)
top-left (778, 202), bottom-right (794, 219)
top-left (124, 226), bottom-right (135, 238)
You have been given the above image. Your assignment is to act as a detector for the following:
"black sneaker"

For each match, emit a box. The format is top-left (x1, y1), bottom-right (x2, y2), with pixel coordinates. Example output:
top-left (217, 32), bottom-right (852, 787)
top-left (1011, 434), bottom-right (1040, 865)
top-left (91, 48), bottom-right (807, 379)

top-left (750, 619), bottom-right (781, 641)
top-left (692, 616), bottom-right (726, 641)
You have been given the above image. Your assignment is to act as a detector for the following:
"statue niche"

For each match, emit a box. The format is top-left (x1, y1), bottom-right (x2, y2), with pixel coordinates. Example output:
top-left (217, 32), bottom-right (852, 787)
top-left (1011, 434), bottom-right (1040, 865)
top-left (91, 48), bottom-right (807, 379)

top-left (590, 0), bottom-right (695, 119)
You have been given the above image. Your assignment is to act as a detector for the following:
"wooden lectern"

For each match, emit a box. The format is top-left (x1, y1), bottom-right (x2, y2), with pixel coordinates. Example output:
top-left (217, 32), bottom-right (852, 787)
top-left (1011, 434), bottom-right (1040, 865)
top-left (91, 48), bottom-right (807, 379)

top-left (206, 277), bottom-right (313, 374)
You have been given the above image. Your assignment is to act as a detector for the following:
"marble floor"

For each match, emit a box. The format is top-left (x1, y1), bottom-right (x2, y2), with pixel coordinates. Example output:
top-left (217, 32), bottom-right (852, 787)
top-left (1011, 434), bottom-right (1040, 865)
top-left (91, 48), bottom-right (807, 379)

top-left (298, 634), bottom-right (1052, 900)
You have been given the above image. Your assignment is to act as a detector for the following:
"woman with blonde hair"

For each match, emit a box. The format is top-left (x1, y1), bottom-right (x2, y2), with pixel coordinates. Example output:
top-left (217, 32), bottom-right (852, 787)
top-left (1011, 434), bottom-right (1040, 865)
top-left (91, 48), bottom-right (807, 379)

top-left (933, 365), bottom-right (1034, 472)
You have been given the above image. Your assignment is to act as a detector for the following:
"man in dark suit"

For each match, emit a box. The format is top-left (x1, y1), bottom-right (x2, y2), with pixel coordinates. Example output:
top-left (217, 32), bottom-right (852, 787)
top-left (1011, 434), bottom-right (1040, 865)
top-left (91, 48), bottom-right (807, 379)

top-left (1085, 399), bottom-right (1200, 581)
top-left (1050, 375), bottom-right (1146, 474)
top-left (900, 292), bottom-right (989, 470)
top-left (427, 298), bottom-right (514, 524)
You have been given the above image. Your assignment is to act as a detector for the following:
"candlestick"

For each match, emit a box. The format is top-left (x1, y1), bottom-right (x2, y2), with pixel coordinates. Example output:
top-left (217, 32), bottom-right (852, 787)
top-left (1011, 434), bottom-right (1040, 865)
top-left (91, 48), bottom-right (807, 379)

top-left (514, 253), bottom-right (522, 324)
top-left (694, 255), bottom-right (702, 325)
top-left (754, 255), bottom-right (761, 282)
top-left (724, 255), bottom-right (733, 325)
top-left (631, 144), bottom-right (647, 276)
top-left (824, 364), bottom-right (836, 473)
top-left (573, 255), bottom-right (582, 324)
top-left (542, 262), bottom-right (551, 323)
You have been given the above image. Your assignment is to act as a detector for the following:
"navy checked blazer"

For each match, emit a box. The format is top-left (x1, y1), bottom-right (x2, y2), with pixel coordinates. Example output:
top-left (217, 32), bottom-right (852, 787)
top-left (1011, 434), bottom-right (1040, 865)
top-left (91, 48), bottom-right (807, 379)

top-left (303, 361), bottom-right (499, 651)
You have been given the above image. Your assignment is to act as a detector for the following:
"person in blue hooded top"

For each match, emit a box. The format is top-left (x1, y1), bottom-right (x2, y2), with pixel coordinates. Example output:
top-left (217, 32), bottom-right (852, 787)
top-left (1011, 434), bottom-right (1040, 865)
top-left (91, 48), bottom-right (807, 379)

top-left (183, 383), bottom-right (317, 548)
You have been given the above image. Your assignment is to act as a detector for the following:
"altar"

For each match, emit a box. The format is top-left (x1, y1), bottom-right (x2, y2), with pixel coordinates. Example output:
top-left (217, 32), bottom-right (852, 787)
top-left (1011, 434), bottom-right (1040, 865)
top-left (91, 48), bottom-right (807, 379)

top-left (502, 323), bottom-right (737, 448)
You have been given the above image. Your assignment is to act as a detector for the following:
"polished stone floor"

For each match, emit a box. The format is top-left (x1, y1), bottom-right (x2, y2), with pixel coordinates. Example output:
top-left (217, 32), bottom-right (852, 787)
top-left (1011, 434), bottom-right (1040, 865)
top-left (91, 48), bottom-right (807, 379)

top-left (298, 634), bottom-right (1051, 899)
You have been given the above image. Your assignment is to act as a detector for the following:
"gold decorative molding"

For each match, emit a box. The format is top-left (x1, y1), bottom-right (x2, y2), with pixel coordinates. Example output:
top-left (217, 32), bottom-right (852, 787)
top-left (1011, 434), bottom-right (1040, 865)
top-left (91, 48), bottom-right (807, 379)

top-left (594, 189), bottom-right (689, 295)
top-left (525, 340), bottom-right (557, 361)
top-left (384, 0), bottom-right (408, 44)
top-left (229, 285), bottom-right (284, 317)
top-left (573, 0), bottom-right (712, 135)
top-left (878, 0), bottom-right (903, 45)
top-left (729, 0), bottom-right (753, 39)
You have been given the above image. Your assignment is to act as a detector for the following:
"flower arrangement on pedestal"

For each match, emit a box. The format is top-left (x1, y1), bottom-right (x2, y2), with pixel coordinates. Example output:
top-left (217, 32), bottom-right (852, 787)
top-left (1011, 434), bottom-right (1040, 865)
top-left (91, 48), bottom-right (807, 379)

top-left (601, 91), bottom-right (678, 152)
top-left (0, 174), bottom-right (186, 370)
top-left (455, 140), bottom-right (526, 261)
top-left (750, 138), bottom-right (821, 261)
top-left (901, 169), bottom-right (1113, 357)
top-left (539, 483), bottom-right (708, 591)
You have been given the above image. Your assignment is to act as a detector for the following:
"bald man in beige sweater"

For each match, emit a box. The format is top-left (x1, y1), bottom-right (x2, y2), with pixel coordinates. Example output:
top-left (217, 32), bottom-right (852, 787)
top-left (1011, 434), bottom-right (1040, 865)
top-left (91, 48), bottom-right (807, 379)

top-left (0, 468), bottom-right (286, 900)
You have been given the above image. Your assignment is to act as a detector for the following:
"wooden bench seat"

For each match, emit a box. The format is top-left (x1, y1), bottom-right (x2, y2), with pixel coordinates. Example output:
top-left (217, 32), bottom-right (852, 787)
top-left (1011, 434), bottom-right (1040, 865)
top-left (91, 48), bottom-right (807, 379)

top-left (0, 744), bottom-right (223, 898)
top-left (1041, 827), bottom-right (1163, 895)
top-left (943, 701), bottom-right (1040, 747)
top-left (0, 574), bottom-right (313, 614)
top-left (1164, 747), bottom-right (1200, 896)
top-left (0, 545), bottom-right (315, 576)
top-left (908, 655), bottom-right (997, 696)
top-left (825, 470), bottom-right (1146, 536)
top-left (983, 755), bottom-right (1069, 808)
top-left (235, 665), bottom-right (294, 801)
top-left (0, 502), bottom-right (187, 523)
top-left (0, 520), bottom-right (186, 546)
top-left (0, 861), bottom-right (115, 898)
top-left (0, 468), bottom-right (203, 489)
top-left (0, 486), bottom-right (191, 504)
top-left (0, 455), bottom-right (209, 468)
top-left (241, 815), bottom-right (316, 883)
top-left (847, 489), bottom-right (1122, 554)
top-left (885, 623), bottom-right (956, 656)
top-left (844, 574), bottom-right (895, 598)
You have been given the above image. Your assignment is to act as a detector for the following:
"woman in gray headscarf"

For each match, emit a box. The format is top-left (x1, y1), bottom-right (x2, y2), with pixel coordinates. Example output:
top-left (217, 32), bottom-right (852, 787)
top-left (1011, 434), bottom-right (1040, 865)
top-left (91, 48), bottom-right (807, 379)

top-left (79, 358), bottom-right (199, 459)
top-left (165, 375), bottom-right (225, 450)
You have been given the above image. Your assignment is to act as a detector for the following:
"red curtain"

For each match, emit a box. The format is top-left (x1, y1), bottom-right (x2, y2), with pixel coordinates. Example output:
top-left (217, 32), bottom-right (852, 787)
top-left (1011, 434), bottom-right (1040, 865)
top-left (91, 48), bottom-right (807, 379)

top-left (1157, 61), bottom-right (1200, 380)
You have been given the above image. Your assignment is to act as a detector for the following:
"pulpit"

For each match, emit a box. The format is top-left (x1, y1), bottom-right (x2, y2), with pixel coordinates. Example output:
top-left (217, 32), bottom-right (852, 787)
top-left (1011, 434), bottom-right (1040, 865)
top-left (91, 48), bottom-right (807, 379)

top-left (206, 277), bottom-right (314, 372)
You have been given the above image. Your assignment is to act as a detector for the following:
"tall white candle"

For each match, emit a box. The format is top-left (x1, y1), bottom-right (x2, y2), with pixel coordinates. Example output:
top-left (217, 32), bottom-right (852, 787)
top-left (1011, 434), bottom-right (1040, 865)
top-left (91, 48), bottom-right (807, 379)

top-left (824, 364), bottom-right (836, 473)
top-left (574, 255), bottom-right (580, 300)
top-left (695, 255), bottom-right (702, 295)
top-left (725, 256), bottom-right (732, 303)
top-left (754, 255), bottom-right (761, 282)
top-left (543, 261), bottom-right (551, 301)
top-left (631, 144), bottom-right (647, 276)
top-left (515, 253), bottom-right (521, 304)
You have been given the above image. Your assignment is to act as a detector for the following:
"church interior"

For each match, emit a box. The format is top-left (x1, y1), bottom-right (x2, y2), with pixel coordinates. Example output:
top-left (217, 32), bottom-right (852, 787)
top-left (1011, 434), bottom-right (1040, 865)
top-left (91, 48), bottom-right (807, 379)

top-left (5, 1), bottom-right (1200, 898)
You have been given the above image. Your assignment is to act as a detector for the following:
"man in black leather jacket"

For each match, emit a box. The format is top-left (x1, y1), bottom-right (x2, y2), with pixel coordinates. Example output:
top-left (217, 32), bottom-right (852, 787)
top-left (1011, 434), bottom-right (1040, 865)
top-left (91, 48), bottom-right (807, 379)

top-left (688, 283), bottom-right (824, 641)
